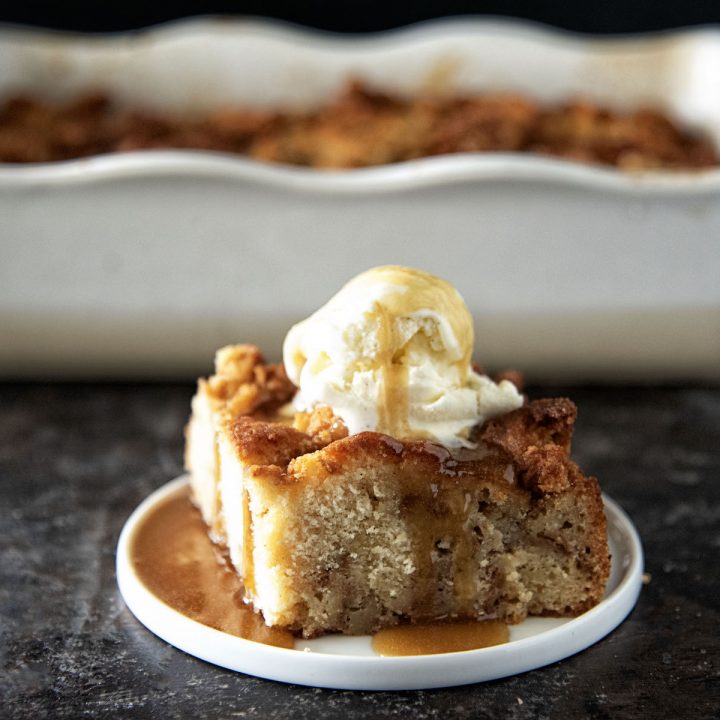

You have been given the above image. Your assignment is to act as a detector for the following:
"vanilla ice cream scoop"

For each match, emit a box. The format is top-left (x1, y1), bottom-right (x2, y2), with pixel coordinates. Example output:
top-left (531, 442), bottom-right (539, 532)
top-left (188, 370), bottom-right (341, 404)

top-left (283, 266), bottom-right (522, 446)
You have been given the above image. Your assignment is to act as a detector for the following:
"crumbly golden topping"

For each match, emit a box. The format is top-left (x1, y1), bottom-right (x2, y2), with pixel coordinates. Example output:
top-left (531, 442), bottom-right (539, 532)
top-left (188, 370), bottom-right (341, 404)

top-left (292, 405), bottom-right (349, 446)
top-left (203, 344), bottom-right (296, 418)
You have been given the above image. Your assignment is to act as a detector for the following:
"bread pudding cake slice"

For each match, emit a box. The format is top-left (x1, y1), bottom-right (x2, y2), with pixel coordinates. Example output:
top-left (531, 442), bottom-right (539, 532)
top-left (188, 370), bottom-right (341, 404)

top-left (186, 345), bottom-right (609, 638)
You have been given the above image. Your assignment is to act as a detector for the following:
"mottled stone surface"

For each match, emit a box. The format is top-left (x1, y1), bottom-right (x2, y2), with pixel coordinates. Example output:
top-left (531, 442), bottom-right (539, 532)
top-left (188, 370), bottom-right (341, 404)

top-left (0, 383), bottom-right (718, 719)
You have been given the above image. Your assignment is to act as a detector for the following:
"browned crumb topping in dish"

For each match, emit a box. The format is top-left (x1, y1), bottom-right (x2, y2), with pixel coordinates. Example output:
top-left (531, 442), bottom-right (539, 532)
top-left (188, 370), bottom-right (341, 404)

top-left (1, 80), bottom-right (716, 170)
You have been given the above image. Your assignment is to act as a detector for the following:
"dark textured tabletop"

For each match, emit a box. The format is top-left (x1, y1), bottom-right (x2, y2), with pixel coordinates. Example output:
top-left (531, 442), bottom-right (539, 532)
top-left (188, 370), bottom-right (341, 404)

top-left (1, 383), bottom-right (718, 719)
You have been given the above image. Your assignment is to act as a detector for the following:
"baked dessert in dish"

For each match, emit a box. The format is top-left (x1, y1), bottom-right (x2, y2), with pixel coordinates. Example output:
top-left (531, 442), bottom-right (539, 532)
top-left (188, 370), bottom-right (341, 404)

top-left (185, 267), bottom-right (610, 638)
top-left (1, 80), bottom-right (716, 170)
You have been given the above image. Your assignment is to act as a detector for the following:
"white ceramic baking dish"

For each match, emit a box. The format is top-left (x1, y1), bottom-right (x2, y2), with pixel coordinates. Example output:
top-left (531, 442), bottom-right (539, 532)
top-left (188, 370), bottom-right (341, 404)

top-left (1, 18), bottom-right (719, 379)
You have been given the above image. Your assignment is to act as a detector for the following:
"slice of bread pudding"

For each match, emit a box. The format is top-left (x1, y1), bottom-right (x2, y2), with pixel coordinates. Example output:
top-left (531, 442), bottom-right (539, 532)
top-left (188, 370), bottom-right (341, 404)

top-left (186, 345), bottom-right (610, 638)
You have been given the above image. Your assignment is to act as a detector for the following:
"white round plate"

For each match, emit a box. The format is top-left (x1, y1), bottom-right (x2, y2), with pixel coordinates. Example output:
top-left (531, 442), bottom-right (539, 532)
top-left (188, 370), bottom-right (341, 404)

top-left (117, 475), bottom-right (643, 690)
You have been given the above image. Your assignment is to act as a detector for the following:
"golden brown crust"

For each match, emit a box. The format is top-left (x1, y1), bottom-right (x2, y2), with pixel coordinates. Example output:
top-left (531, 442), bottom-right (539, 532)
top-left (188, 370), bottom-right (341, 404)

top-left (213, 363), bottom-right (595, 505)
top-left (480, 398), bottom-right (582, 494)
top-left (230, 392), bottom-right (583, 499)
top-left (481, 397), bottom-right (577, 454)
top-left (284, 431), bottom-right (514, 493)
top-left (228, 415), bottom-right (327, 467)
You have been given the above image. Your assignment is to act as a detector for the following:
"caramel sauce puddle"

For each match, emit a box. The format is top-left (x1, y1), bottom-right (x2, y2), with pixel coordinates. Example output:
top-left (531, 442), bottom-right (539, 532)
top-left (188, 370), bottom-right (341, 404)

top-left (372, 620), bottom-right (509, 656)
top-left (130, 488), bottom-right (294, 649)
top-left (130, 489), bottom-right (509, 656)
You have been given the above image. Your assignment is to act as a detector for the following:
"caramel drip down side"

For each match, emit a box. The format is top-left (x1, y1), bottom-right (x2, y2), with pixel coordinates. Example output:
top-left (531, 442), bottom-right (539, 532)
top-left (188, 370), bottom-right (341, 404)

top-left (403, 486), bottom-right (477, 617)
top-left (211, 437), bottom-right (224, 540)
top-left (243, 488), bottom-right (255, 599)
top-left (376, 302), bottom-right (410, 440)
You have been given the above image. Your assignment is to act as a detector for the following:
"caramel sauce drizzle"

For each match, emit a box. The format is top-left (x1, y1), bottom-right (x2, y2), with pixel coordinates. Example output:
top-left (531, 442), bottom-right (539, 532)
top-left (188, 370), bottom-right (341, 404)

top-left (242, 488), bottom-right (255, 598)
top-left (376, 301), bottom-right (411, 440)
top-left (364, 266), bottom-right (473, 440)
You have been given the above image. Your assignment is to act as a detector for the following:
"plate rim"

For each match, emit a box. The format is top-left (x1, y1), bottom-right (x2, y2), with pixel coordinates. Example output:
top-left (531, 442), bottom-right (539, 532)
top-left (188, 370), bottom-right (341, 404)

top-left (116, 474), bottom-right (643, 690)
